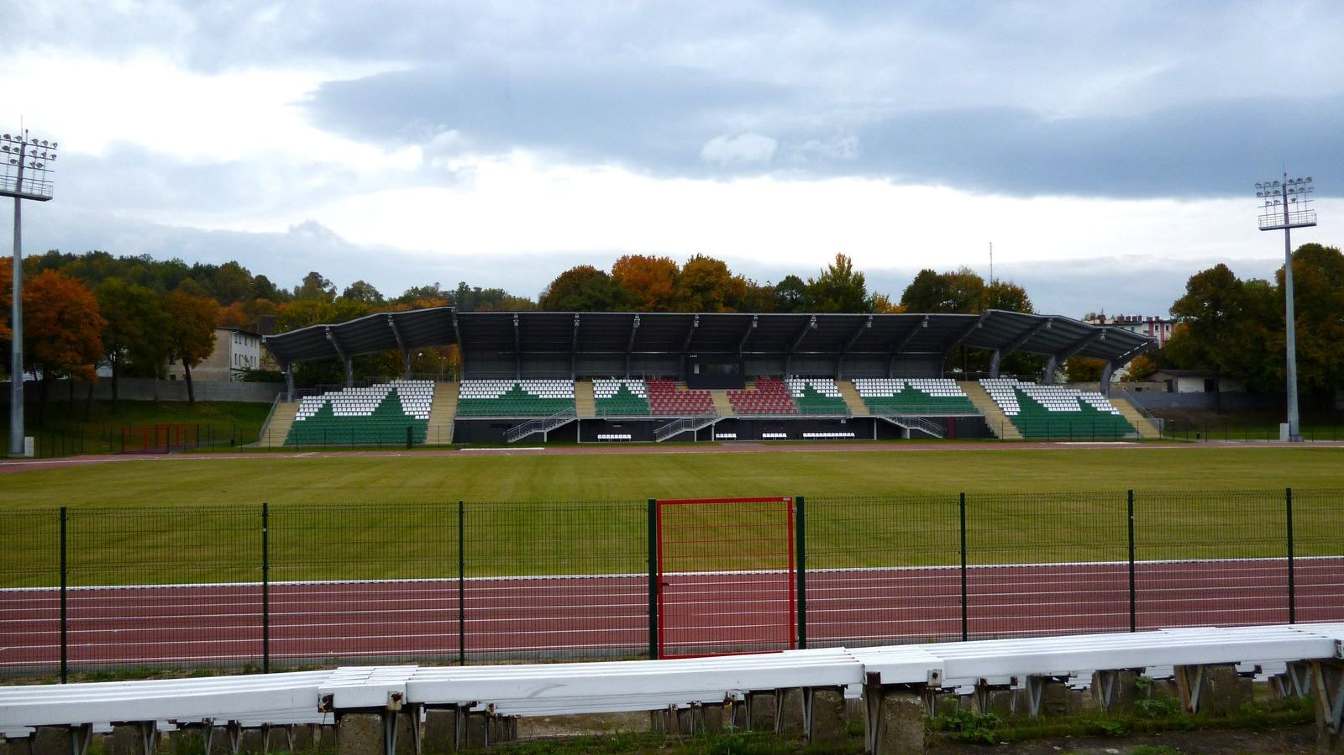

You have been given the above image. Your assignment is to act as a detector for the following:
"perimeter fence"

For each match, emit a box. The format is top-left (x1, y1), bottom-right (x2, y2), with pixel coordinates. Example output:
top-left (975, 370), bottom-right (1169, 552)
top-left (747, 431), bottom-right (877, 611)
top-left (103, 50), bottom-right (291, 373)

top-left (2, 488), bottom-right (1341, 682)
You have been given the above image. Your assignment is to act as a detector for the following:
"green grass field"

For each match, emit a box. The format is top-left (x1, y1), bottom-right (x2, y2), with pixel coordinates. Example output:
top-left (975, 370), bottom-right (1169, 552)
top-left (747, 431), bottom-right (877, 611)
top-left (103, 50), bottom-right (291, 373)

top-left (2, 445), bottom-right (1342, 586)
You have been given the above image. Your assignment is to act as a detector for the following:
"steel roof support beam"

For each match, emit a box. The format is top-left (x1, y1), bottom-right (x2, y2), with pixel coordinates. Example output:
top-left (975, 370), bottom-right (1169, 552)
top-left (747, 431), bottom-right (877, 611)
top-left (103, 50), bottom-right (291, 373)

top-left (624, 315), bottom-right (640, 378)
top-left (386, 315), bottom-right (410, 378)
top-left (837, 315), bottom-right (872, 379)
top-left (888, 315), bottom-right (928, 377)
top-left (512, 314), bottom-right (521, 380)
top-left (1001, 317), bottom-right (1054, 358)
top-left (571, 314), bottom-right (580, 380)
top-left (785, 315), bottom-right (816, 376)
top-left (944, 310), bottom-right (993, 353)
top-left (448, 310), bottom-right (465, 380)
top-left (325, 327), bottom-right (352, 388)
top-left (1043, 330), bottom-right (1104, 384)
top-left (680, 315), bottom-right (699, 380)
top-left (738, 315), bottom-right (758, 375)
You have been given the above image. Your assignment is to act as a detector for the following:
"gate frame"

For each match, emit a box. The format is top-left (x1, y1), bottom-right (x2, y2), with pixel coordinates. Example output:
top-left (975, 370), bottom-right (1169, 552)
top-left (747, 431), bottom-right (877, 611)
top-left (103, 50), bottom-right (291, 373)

top-left (654, 496), bottom-right (797, 659)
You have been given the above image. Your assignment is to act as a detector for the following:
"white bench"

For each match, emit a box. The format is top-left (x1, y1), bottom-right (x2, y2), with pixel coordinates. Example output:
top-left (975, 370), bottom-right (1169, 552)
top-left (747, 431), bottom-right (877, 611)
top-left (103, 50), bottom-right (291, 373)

top-left (0, 671), bottom-right (334, 755)
top-left (596, 433), bottom-right (632, 441)
top-left (762, 432), bottom-right (787, 439)
top-left (802, 432), bottom-right (855, 439)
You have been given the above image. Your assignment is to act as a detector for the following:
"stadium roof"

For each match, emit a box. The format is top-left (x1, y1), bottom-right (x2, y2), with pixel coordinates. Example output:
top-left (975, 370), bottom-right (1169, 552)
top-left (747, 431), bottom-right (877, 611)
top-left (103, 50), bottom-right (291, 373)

top-left (263, 308), bottom-right (1154, 366)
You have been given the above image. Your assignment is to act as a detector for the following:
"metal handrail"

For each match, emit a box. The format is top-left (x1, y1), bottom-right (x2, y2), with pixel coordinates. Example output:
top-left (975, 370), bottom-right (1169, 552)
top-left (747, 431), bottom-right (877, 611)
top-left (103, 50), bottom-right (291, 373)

top-left (505, 409), bottom-right (577, 443)
top-left (654, 415), bottom-right (717, 442)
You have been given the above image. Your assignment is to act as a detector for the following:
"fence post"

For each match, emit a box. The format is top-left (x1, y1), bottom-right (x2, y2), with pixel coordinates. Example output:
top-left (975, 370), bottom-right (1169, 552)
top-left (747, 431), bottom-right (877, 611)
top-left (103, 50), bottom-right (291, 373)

top-left (457, 500), bottom-right (466, 666)
top-left (262, 502), bottom-right (270, 673)
top-left (1286, 487), bottom-right (1295, 625)
top-left (647, 498), bottom-right (659, 660)
top-left (794, 496), bottom-right (806, 650)
top-left (959, 492), bottom-right (968, 642)
top-left (1127, 490), bottom-right (1136, 632)
top-left (60, 506), bottom-right (68, 684)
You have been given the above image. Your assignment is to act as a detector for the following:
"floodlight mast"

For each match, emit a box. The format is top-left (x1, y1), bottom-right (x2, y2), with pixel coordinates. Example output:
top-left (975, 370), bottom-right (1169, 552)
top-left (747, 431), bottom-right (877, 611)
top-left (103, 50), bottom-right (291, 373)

top-left (1255, 173), bottom-right (1316, 443)
top-left (1, 129), bottom-right (58, 457)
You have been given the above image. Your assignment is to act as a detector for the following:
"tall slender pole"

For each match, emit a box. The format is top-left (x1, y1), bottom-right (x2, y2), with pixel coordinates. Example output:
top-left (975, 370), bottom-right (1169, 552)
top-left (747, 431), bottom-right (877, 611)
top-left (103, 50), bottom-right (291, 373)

top-left (261, 502), bottom-right (269, 673)
top-left (794, 496), bottom-right (806, 650)
top-left (59, 505), bottom-right (67, 683)
top-left (959, 492), bottom-right (968, 642)
top-left (1280, 179), bottom-right (1301, 442)
top-left (1127, 490), bottom-right (1136, 632)
top-left (8, 144), bottom-right (24, 457)
top-left (1286, 488), bottom-right (1295, 625)
top-left (457, 500), bottom-right (465, 666)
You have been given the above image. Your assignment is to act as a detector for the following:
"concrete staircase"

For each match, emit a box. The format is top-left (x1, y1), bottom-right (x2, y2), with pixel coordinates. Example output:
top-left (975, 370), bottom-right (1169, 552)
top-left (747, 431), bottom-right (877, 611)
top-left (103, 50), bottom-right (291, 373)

top-left (259, 400), bottom-right (297, 447)
top-left (708, 386), bottom-right (736, 417)
top-left (1110, 396), bottom-right (1162, 439)
top-left (836, 380), bottom-right (870, 417)
top-left (959, 381), bottom-right (1023, 440)
top-left (574, 380), bottom-right (596, 418)
top-left (426, 382), bottom-right (458, 445)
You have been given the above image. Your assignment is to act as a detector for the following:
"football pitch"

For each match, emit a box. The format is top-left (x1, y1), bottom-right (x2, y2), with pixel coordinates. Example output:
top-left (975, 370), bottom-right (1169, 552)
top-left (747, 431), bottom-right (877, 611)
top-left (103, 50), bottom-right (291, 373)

top-left (1, 444), bottom-right (1341, 585)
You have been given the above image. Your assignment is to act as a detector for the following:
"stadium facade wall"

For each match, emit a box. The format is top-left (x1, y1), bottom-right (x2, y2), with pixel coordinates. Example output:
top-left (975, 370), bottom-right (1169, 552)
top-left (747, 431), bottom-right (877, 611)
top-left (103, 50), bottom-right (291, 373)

top-left (454, 415), bottom-right (992, 444)
top-left (2, 378), bottom-right (284, 404)
top-left (1116, 390), bottom-right (1279, 411)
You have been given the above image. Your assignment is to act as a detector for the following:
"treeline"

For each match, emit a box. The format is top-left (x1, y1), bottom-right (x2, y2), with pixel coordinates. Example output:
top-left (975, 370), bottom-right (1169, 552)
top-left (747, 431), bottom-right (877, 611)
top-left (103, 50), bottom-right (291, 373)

top-left (1136, 243), bottom-right (1344, 404)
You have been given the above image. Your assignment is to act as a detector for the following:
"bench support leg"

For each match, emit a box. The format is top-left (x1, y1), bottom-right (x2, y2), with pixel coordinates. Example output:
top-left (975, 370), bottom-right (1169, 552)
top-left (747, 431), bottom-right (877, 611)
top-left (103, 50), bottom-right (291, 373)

top-left (68, 724), bottom-right (92, 755)
top-left (862, 674), bottom-right (924, 755)
top-left (807, 687), bottom-right (846, 745)
top-left (1024, 676), bottom-right (1046, 718)
top-left (136, 723), bottom-right (158, 755)
top-left (1174, 664), bottom-right (1205, 714)
top-left (1313, 661), bottom-right (1344, 739)
top-left (226, 722), bottom-right (241, 755)
top-left (775, 688), bottom-right (804, 736)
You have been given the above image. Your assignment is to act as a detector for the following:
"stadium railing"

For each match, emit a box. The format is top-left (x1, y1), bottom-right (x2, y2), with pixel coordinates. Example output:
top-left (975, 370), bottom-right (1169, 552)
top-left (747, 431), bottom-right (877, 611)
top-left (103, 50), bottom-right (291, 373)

top-left (1, 489), bottom-right (1341, 683)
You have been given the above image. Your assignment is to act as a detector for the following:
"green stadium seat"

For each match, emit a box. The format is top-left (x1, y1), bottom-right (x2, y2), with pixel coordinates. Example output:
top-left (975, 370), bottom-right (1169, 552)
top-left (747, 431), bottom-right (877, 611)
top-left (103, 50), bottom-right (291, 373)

top-left (853, 378), bottom-right (977, 415)
top-left (980, 378), bottom-right (1136, 439)
top-left (785, 378), bottom-right (848, 415)
top-left (285, 380), bottom-right (433, 446)
top-left (593, 379), bottom-right (651, 416)
top-left (456, 379), bottom-right (576, 417)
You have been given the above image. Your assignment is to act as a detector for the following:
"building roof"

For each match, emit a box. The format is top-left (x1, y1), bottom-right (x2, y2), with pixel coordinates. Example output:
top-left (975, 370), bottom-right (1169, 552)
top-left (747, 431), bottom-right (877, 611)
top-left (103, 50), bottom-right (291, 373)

top-left (262, 308), bottom-right (1154, 366)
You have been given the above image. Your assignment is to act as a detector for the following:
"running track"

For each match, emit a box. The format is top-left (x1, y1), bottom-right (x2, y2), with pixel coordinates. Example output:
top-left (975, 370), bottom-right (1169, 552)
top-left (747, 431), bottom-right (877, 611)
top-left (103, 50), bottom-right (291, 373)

top-left (2, 558), bottom-right (1341, 673)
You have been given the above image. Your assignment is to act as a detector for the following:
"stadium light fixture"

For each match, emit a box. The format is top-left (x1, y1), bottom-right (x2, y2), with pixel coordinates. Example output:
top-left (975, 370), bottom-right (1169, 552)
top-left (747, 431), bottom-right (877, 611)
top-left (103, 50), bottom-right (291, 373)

top-left (1, 128), bottom-right (59, 457)
top-left (1256, 171), bottom-right (1316, 443)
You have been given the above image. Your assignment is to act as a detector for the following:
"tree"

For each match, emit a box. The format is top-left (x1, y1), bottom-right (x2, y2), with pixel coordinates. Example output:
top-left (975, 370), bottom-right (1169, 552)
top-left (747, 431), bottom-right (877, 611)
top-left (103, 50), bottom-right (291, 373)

top-left (1278, 244), bottom-right (1344, 401)
top-left (539, 266), bottom-right (631, 311)
top-left (899, 268), bottom-right (986, 313)
top-left (984, 280), bottom-right (1033, 313)
top-left (164, 288), bottom-right (221, 403)
top-left (0, 259), bottom-right (10, 344)
top-left (22, 270), bottom-right (105, 418)
top-left (97, 278), bottom-right (170, 400)
top-left (294, 271), bottom-right (336, 302)
top-left (1124, 353), bottom-right (1159, 382)
top-left (1166, 263), bottom-right (1280, 392)
top-left (772, 275), bottom-right (809, 313)
top-left (1064, 357), bottom-right (1106, 383)
top-left (341, 280), bottom-right (385, 305)
top-left (677, 255), bottom-right (741, 312)
top-left (806, 253), bottom-right (869, 312)
top-left (611, 254), bottom-right (679, 311)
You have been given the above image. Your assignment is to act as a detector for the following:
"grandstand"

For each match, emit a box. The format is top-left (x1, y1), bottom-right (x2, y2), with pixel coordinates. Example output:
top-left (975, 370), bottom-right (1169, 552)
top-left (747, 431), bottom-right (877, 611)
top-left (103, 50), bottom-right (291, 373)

top-left (457, 380), bottom-right (575, 417)
top-left (592, 379), bottom-right (652, 416)
top-left (260, 309), bottom-right (1154, 445)
top-left (285, 380), bottom-right (432, 446)
top-left (981, 378), bottom-right (1136, 439)
top-left (853, 378), bottom-right (978, 415)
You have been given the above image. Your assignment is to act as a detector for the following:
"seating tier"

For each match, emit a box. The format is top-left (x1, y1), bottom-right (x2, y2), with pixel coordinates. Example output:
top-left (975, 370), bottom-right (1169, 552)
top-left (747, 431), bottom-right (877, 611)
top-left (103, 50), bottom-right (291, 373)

top-left (646, 379), bottom-right (714, 416)
top-left (785, 378), bottom-right (848, 415)
top-left (593, 379), bottom-right (652, 416)
top-left (285, 380), bottom-right (433, 446)
top-left (980, 378), bottom-right (1135, 439)
top-left (457, 380), bottom-right (575, 417)
top-left (853, 378), bottom-right (976, 415)
top-left (728, 377), bottom-right (798, 415)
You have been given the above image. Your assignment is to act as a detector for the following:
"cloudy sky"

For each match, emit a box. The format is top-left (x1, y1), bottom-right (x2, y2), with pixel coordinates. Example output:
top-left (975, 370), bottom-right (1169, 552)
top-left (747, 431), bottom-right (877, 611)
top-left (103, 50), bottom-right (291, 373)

top-left (3, 1), bottom-right (1341, 315)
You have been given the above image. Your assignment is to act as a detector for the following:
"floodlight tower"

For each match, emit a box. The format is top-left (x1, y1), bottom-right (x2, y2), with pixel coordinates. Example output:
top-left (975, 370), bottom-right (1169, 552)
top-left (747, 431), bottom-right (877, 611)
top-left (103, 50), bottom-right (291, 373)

top-left (1255, 174), bottom-right (1316, 443)
top-left (1, 130), bottom-right (58, 457)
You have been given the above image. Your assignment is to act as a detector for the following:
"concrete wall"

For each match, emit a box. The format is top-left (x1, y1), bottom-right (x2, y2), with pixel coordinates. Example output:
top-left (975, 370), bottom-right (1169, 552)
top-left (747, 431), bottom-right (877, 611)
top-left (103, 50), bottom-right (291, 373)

top-left (1113, 389), bottom-right (1278, 411)
top-left (2, 377), bottom-right (283, 405)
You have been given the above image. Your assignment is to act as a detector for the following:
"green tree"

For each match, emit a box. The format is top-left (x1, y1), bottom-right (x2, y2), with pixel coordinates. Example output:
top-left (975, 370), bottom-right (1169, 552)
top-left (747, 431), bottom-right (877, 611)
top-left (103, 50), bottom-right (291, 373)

top-left (1278, 243), bottom-right (1344, 400)
top-left (806, 253), bottom-right (869, 312)
top-left (96, 278), bottom-right (171, 399)
top-left (341, 280), bottom-right (385, 305)
top-left (294, 271), bottom-right (336, 302)
top-left (164, 289), bottom-right (221, 403)
top-left (539, 266), bottom-right (631, 311)
top-left (773, 275), bottom-right (809, 312)
top-left (677, 255), bottom-right (744, 312)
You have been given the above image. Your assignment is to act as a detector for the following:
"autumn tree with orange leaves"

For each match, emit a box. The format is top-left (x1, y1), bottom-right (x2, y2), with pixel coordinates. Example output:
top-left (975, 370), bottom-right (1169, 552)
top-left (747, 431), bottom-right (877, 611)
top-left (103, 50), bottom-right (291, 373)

top-left (611, 254), bottom-right (679, 311)
top-left (20, 270), bottom-right (106, 415)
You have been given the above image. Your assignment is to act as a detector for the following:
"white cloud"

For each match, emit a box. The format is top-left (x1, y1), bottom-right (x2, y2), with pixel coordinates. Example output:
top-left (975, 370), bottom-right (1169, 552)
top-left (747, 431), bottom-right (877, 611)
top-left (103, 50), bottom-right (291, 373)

top-left (700, 133), bottom-right (778, 166)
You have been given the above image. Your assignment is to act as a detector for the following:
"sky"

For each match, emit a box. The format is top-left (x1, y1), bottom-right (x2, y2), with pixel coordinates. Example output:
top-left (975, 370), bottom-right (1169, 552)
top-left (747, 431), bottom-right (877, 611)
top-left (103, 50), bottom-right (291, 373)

top-left (3, 1), bottom-right (1342, 316)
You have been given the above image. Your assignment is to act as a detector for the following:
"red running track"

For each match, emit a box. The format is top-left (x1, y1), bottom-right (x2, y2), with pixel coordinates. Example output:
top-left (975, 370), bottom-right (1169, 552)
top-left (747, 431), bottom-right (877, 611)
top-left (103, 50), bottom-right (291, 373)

top-left (1, 558), bottom-right (1341, 673)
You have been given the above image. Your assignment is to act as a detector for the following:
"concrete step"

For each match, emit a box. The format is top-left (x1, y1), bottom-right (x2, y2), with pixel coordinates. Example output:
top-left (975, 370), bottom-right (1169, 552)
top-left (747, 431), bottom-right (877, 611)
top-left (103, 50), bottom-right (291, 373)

top-left (259, 401), bottom-right (298, 447)
top-left (574, 380), bottom-right (596, 418)
top-left (707, 386), bottom-right (736, 417)
top-left (426, 381), bottom-right (458, 445)
top-left (836, 380), bottom-right (870, 417)
top-left (959, 380), bottom-right (1023, 440)
top-left (1109, 396), bottom-right (1161, 439)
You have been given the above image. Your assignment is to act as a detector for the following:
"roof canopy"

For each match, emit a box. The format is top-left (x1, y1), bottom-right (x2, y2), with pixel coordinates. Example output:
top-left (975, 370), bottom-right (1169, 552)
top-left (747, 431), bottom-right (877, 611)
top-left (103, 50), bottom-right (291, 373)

top-left (264, 308), bottom-right (1153, 366)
